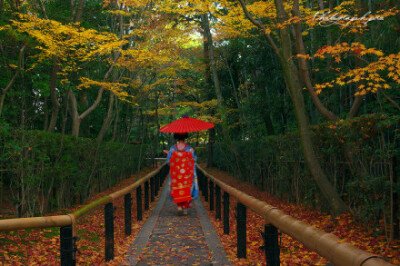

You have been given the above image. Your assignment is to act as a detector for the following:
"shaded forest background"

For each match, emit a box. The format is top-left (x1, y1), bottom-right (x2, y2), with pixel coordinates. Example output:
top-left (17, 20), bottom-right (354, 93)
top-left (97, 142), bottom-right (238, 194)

top-left (0, 0), bottom-right (399, 241)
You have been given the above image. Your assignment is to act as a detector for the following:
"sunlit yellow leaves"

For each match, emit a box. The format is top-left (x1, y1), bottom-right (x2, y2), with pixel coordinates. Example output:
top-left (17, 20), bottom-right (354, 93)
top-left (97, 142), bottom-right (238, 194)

top-left (3, 13), bottom-right (125, 76)
top-left (108, 10), bottom-right (132, 17)
top-left (314, 51), bottom-right (400, 96)
top-left (78, 77), bottom-right (136, 103)
top-left (174, 99), bottom-right (218, 110)
top-left (8, 63), bottom-right (18, 69)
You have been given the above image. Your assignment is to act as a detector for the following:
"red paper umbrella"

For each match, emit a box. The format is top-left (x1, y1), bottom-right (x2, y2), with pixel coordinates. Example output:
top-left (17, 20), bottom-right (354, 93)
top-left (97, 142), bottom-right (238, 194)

top-left (159, 116), bottom-right (214, 133)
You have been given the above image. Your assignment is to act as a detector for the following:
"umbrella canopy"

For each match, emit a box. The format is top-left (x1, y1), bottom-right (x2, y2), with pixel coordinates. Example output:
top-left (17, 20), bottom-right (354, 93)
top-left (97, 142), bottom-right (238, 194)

top-left (159, 116), bottom-right (214, 133)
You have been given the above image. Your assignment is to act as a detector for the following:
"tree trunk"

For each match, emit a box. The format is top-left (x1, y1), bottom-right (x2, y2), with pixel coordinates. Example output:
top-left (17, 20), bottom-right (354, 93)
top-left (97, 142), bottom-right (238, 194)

top-left (43, 96), bottom-right (48, 130)
top-left (201, 13), bottom-right (244, 178)
top-left (291, 0), bottom-right (339, 122)
top-left (275, 0), bottom-right (348, 215)
top-left (96, 92), bottom-right (115, 143)
top-left (207, 128), bottom-right (215, 167)
top-left (69, 90), bottom-right (81, 137)
top-left (0, 45), bottom-right (25, 117)
top-left (75, 0), bottom-right (85, 23)
top-left (154, 92), bottom-right (160, 155)
top-left (47, 61), bottom-right (60, 132)
top-left (111, 98), bottom-right (120, 142)
top-left (239, 0), bottom-right (348, 214)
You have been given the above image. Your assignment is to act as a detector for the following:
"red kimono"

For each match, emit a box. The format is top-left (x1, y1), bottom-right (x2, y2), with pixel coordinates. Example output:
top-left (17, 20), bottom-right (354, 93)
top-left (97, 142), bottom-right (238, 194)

top-left (169, 146), bottom-right (195, 208)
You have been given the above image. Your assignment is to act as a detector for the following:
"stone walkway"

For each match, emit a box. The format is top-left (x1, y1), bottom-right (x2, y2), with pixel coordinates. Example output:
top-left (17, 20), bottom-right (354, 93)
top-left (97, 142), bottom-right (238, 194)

top-left (124, 182), bottom-right (231, 266)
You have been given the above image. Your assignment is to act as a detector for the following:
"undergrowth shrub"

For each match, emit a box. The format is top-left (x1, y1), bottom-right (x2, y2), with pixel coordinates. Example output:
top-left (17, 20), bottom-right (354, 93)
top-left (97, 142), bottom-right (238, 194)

top-left (0, 126), bottom-right (147, 217)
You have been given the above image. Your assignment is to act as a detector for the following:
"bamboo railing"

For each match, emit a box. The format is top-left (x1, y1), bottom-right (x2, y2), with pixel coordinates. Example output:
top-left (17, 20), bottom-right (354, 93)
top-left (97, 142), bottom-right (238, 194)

top-left (0, 163), bottom-right (169, 265)
top-left (197, 165), bottom-right (395, 266)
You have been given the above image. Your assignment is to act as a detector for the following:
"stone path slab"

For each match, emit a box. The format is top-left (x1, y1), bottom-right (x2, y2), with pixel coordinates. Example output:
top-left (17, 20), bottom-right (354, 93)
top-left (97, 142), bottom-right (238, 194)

top-left (124, 182), bottom-right (231, 266)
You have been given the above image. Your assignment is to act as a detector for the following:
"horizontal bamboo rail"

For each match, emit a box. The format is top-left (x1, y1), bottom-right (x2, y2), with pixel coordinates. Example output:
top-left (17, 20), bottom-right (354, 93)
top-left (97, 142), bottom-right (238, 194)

top-left (0, 215), bottom-right (73, 231)
top-left (198, 166), bottom-right (394, 266)
top-left (0, 163), bottom-right (167, 231)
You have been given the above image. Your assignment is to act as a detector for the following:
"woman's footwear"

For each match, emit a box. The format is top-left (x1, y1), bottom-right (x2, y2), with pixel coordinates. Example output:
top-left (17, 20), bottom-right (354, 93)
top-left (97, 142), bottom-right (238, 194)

top-left (177, 206), bottom-right (183, 215)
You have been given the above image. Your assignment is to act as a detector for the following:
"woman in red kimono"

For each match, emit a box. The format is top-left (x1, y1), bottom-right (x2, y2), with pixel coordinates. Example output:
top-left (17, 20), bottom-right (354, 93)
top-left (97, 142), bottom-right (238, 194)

top-left (166, 132), bottom-right (199, 215)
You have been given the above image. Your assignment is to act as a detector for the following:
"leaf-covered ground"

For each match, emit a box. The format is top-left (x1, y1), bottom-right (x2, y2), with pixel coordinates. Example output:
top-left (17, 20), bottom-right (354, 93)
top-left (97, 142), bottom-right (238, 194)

top-left (201, 167), bottom-right (400, 265)
top-left (0, 167), bottom-right (161, 265)
top-left (1, 166), bottom-right (400, 265)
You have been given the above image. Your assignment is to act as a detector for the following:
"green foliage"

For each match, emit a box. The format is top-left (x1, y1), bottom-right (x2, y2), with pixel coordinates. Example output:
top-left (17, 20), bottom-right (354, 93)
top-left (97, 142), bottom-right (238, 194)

top-left (0, 123), bottom-right (146, 217)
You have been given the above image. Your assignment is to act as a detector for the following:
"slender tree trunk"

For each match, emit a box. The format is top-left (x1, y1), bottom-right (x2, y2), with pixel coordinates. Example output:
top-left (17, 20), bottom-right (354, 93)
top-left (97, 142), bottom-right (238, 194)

top-left (43, 96), bottom-right (48, 130)
top-left (96, 92), bottom-right (115, 143)
top-left (207, 128), bottom-right (215, 167)
top-left (0, 45), bottom-right (25, 117)
top-left (68, 90), bottom-right (81, 137)
top-left (263, 86), bottom-right (275, 135)
top-left (0, 71), bottom-right (18, 117)
top-left (111, 98), bottom-right (120, 142)
top-left (201, 13), bottom-right (244, 178)
top-left (276, 0), bottom-right (348, 214)
top-left (154, 92), bottom-right (160, 155)
top-left (47, 61), bottom-right (60, 132)
top-left (291, 0), bottom-right (338, 122)
top-left (222, 54), bottom-right (247, 133)
top-left (75, 0), bottom-right (85, 23)
top-left (239, 0), bottom-right (348, 214)
top-left (37, 0), bottom-right (48, 18)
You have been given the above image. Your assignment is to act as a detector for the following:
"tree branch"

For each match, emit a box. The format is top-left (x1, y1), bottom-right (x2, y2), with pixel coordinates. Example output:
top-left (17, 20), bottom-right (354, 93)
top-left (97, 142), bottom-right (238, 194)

top-left (237, 0), bottom-right (280, 55)
top-left (291, 0), bottom-right (339, 121)
top-left (381, 89), bottom-right (400, 111)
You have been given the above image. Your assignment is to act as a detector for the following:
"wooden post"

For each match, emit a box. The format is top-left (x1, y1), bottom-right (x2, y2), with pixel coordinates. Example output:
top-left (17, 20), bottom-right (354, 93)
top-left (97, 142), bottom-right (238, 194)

top-left (136, 186), bottom-right (142, 221)
top-left (237, 202), bottom-right (246, 258)
top-left (144, 181), bottom-right (149, 211)
top-left (204, 174), bottom-right (209, 202)
top-left (223, 192), bottom-right (229, 234)
top-left (150, 177), bottom-right (155, 202)
top-left (60, 225), bottom-right (76, 266)
top-left (155, 174), bottom-right (160, 196)
top-left (216, 185), bottom-right (221, 220)
top-left (124, 193), bottom-right (132, 235)
top-left (264, 224), bottom-right (280, 265)
top-left (209, 180), bottom-right (214, 211)
top-left (105, 202), bottom-right (114, 261)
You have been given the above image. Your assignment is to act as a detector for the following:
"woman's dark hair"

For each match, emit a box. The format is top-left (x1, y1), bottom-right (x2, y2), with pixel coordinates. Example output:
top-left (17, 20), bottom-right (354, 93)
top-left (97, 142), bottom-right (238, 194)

top-left (173, 133), bottom-right (188, 140)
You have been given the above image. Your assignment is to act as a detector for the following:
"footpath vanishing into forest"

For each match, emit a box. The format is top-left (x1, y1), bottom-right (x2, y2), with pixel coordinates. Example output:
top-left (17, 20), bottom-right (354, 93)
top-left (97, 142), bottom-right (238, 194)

top-left (0, 165), bottom-right (399, 265)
